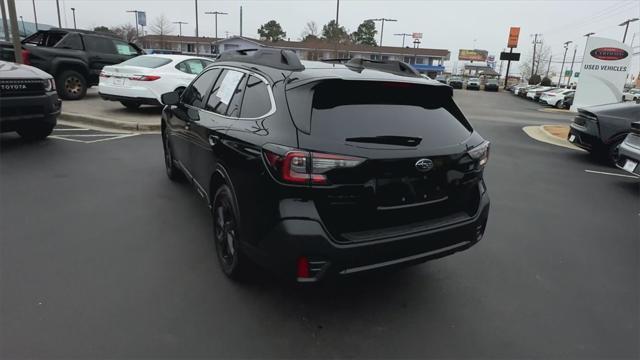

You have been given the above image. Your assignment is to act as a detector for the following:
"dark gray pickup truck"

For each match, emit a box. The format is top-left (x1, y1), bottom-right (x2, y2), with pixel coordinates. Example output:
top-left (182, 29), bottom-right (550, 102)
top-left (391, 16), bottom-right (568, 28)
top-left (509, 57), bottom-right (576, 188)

top-left (1, 29), bottom-right (143, 100)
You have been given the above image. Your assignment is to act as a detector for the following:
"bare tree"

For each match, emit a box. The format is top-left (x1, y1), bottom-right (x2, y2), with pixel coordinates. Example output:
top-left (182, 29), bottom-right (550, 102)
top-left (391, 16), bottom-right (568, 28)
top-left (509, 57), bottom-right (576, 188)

top-left (520, 43), bottom-right (552, 81)
top-left (111, 23), bottom-right (138, 43)
top-left (149, 14), bottom-right (175, 49)
top-left (301, 21), bottom-right (319, 41)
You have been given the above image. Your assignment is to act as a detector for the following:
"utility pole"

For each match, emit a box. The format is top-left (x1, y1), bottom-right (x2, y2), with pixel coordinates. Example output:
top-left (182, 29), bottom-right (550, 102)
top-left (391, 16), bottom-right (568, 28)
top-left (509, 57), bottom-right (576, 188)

top-left (545, 55), bottom-right (552, 78)
top-left (566, 46), bottom-right (577, 87)
top-left (70, 7), bottom-right (76, 29)
top-left (194, 0), bottom-right (199, 54)
top-left (126, 10), bottom-right (140, 39)
top-left (204, 11), bottom-right (227, 39)
top-left (31, 0), bottom-right (37, 30)
top-left (619, 18), bottom-right (639, 43)
top-left (55, 0), bottom-right (61, 27)
top-left (173, 21), bottom-right (187, 52)
top-left (530, 33), bottom-right (542, 78)
top-left (7, 0), bottom-right (21, 63)
top-left (336, 0), bottom-right (339, 26)
top-left (239, 6), bottom-right (242, 36)
top-left (558, 40), bottom-right (572, 87)
top-left (19, 15), bottom-right (24, 35)
top-left (368, 18), bottom-right (397, 46)
top-left (1, 0), bottom-right (10, 41)
top-left (394, 33), bottom-right (411, 48)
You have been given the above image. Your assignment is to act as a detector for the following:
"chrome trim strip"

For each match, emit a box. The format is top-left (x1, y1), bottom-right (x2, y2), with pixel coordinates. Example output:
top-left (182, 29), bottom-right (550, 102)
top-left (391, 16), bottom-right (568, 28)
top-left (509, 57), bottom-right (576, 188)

top-left (377, 196), bottom-right (448, 211)
top-left (339, 242), bottom-right (470, 275)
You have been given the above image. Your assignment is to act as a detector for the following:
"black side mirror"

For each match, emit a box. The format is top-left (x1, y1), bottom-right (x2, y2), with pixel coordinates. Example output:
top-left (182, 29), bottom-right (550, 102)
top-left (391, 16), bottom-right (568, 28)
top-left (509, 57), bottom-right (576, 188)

top-left (161, 91), bottom-right (180, 106)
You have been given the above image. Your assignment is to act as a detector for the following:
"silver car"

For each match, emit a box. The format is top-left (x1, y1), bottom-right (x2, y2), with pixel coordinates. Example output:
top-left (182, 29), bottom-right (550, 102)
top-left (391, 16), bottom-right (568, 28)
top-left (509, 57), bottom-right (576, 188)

top-left (616, 122), bottom-right (640, 177)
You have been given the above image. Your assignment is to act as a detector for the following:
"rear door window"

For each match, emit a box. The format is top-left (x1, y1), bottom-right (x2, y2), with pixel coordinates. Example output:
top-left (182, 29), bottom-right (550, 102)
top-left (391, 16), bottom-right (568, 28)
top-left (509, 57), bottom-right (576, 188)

top-left (240, 76), bottom-right (272, 118)
top-left (114, 40), bottom-right (138, 55)
top-left (55, 33), bottom-right (83, 50)
top-left (85, 36), bottom-right (117, 54)
top-left (305, 80), bottom-right (472, 148)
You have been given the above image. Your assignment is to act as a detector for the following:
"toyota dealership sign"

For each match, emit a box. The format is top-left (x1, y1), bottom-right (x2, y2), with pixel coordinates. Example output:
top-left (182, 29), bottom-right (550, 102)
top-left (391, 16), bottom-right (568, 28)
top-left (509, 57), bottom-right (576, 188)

top-left (570, 37), bottom-right (632, 111)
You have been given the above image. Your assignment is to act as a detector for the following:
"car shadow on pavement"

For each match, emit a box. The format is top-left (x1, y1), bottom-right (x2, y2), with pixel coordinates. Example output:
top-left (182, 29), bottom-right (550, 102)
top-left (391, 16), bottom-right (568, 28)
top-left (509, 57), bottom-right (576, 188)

top-left (0, 133), bottom-right (53, 153)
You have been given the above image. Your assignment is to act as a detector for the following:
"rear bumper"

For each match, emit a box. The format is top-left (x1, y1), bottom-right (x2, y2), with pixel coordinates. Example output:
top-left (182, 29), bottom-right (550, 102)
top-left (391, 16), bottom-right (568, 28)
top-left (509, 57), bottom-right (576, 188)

top-left (254, 189), bottom-right (490, 282)
top-left (616, 137), bottom-right (640, 177)
top-left (568, 125), bottom-right (602, 152)
top-left (0, 92), bottom-right (60, 132)
top-left (98, 83), bottom-right (162, 105)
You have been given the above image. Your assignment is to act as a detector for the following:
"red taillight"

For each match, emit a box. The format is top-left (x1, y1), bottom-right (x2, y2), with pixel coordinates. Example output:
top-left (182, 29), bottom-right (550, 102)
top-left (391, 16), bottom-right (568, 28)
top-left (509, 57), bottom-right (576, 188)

top-left (129, 75), bottom-right (161, 81)
top-left (263, 145), bottom-right (364, 186)
top-left (297, 257), bottom-right (310, 279)
top-left (21, 50), bottom-right (30, 65)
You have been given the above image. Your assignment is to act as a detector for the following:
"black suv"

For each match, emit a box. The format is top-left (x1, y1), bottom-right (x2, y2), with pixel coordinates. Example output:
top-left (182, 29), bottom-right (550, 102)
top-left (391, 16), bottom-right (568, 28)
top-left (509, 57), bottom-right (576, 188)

top-left (1, 29), bottom-right (142, 100)
top-left (160, 50), bottom-right (491, 282)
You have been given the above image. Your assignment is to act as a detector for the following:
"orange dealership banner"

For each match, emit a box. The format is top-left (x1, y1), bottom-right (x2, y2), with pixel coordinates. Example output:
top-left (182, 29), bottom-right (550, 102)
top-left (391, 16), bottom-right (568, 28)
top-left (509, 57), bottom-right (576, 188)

top-left (508, 27), bottom-right (520, 48)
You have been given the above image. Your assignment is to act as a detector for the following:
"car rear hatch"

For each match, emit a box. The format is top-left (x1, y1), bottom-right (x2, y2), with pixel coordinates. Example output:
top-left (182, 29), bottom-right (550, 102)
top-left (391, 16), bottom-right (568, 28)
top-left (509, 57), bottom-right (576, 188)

top-left (284, 79), bottom-right (487, 243)
top-left (100, 56), bottom-right (171, 86)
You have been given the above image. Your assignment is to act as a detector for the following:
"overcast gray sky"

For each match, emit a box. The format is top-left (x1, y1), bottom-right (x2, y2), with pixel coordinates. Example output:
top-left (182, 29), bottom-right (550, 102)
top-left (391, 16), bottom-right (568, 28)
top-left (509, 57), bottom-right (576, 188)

top-left (13, 0), bottom-right (640, 76)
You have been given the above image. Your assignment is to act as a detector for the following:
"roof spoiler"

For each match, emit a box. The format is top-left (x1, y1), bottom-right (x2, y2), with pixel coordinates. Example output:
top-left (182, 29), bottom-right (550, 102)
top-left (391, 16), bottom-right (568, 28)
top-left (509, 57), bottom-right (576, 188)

top-left (346, 58), bottom-right (422, 78)
top-left (215, 48), bottom-right (305, 71)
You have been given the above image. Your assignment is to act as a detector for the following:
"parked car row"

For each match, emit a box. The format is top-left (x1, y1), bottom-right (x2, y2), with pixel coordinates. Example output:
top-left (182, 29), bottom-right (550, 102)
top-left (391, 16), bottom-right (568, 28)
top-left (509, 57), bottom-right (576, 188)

top-left (510, 84), bottom-right (575, 109)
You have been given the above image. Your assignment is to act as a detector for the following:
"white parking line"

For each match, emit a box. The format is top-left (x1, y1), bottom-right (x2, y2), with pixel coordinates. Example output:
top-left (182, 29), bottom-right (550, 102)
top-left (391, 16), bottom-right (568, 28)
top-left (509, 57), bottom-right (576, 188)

top-left (50, 133), bottom-right (138, 144)
top-left (584, 169), bottom-right (637, 179)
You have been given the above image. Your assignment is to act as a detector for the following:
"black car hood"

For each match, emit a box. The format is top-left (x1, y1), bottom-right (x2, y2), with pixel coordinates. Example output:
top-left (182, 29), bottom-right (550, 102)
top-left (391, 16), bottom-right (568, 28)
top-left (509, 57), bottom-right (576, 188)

top-left (0, 60), bottom-right (51, 79)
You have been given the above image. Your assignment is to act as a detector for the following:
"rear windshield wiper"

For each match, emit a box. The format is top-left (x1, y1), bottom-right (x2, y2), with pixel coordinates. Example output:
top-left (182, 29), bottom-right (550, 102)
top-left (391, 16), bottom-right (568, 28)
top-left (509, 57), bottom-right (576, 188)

top-left (345, 136), bottom-right (422, 147)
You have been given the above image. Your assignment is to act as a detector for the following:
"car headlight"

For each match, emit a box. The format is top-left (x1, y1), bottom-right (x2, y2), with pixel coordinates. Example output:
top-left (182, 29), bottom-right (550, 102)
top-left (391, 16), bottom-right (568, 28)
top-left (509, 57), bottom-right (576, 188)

top-left (43, 78), bottom-right (55, 91)
top-left (468, 141), bottom-right (490, 167)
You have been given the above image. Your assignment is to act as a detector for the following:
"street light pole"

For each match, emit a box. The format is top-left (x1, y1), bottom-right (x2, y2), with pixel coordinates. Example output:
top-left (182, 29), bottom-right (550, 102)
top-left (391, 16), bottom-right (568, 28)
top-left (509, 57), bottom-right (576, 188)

top-left (173, 21), bottom-right (188, 52)
top-left (619, 18), bottom-right (639, 43)
top-left (126, 10), bottom-right (140, 39)
top-left (566, 46), bottom-right (577, 87)
top-left (1, 0), bottom-right (10, 41)
top-left (70, 8), bottom-right (76, 29)
top-left (31, 0), bottom-right (37, 30)
top-left (55, 0), bottom-right (61, 27)
top-left (194, 0), bottom-right (199, 54)
top-left (6, 0), bottom-right (22, 63)
top-left (19, 15), bottom-right (25, 35)
top-left (558, 40), bottom-right (572, 88)
top-left (368, 18), bottom-right (397, 46)
top-left (336, 0), bottom-right (339, 26)
top-left (204, 11), bottom-right (227, 39)
top-left (394, 33), bottom-right (411, 48)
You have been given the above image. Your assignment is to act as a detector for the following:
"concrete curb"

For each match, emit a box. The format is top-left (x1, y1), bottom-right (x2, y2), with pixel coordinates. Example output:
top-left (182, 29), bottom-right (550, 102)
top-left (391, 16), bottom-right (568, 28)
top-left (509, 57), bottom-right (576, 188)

top-left (59, 112), bottom-right (161, 132)
top-left (537, 107), bottom-right (573, 115)
top-left (522, 125), bottom-right (586, 152)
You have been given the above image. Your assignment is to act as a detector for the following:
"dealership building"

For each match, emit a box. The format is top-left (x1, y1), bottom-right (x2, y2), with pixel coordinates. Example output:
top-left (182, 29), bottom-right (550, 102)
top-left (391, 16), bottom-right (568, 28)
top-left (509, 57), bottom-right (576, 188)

top-left (140, 35), bottom-right (450, 76)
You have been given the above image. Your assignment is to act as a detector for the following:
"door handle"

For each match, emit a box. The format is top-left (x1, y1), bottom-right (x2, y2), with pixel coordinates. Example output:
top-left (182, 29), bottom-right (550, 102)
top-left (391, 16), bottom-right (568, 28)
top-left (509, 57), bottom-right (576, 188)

top-left (209, 135), bottom-right (219, 146)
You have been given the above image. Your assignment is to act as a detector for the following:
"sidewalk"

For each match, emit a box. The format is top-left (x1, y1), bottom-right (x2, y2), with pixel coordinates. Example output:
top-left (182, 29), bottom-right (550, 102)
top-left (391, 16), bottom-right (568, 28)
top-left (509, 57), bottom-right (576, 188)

top-left (59, 89), bottom-right (162, 132)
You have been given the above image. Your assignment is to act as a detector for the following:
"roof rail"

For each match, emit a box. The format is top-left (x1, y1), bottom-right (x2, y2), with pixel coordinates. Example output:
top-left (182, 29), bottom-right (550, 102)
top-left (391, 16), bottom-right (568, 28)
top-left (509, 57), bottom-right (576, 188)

top-left (320, 58), bottom-right (351, 63)
top-left (215, 48), bottom-right (305, 71)
top-left (345, 58), bottom-right (421, 78)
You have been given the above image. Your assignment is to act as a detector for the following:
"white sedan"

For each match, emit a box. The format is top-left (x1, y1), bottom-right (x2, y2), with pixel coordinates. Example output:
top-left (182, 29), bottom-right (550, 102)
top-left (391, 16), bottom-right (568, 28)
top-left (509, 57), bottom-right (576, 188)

top-left (623, 88), bottom-right (640, 102)
top-left (539, 89), bottom-right (575, 108)
top-left (99, 54), bottom-right (214, 109)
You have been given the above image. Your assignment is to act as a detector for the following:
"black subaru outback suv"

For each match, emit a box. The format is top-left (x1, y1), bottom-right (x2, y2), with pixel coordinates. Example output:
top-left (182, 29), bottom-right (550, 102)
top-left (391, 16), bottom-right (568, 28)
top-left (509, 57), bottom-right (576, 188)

top-left (160, 50), bottom-right (490, 282)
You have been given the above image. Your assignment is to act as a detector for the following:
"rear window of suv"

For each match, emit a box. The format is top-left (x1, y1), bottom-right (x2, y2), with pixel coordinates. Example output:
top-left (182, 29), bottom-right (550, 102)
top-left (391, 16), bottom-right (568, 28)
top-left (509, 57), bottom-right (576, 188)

top-left (120, 56), bottom-right (172, 68)
top-left (291, 80), bottom-right (472, 148)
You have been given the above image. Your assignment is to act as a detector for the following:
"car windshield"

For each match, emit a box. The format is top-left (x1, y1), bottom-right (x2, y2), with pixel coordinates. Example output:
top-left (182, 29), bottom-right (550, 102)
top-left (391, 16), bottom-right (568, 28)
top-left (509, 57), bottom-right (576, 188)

top-left (119, 56), bottom-right (172, 68)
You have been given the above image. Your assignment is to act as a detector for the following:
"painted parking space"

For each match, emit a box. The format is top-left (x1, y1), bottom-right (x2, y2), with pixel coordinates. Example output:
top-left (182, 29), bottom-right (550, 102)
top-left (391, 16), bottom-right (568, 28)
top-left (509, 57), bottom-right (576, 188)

top-left (50, 124), bottom-right (139, 144)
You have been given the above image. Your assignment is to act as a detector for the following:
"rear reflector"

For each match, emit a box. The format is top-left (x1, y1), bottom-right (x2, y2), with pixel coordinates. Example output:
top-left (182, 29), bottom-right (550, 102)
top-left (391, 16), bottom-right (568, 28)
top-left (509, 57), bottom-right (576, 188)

top-left (297, 257), bottom-right (310, 279)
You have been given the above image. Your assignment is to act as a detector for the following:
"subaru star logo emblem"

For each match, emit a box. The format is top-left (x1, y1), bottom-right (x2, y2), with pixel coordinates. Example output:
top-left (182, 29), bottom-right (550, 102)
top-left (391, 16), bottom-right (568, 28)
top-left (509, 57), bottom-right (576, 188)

top-left (415, 158), bottom-right (434, 172)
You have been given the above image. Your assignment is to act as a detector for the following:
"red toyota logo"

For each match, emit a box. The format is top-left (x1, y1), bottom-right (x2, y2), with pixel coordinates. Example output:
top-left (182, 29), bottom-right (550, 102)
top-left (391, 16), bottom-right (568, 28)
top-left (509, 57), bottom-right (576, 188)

top-left (590, 47), bottom-right (628, 61)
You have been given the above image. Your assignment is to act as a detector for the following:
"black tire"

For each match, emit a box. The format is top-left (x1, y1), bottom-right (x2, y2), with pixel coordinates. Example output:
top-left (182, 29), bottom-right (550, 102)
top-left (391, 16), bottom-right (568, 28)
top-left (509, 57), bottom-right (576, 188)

top-left (162, 129), bottom-right (184, 181)
top-left (17, 123), bottom-right (54, 141)
top-left (555, 100), bottom-right (563, 109)
top-left (120, 101), bottom-right (141, 110)
top-left (56, 70), bottom-right (87, 100)
top-left (606, 139), bottom-right (624, 166)
top-left (212, 184), bottom-right (252, 280)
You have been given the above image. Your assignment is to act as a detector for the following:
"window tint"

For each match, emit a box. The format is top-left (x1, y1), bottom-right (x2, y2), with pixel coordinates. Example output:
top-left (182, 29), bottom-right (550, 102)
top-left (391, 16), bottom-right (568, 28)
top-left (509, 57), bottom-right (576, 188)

top-left (307, 80), bottom-right (472, 149)
top-left (181, 69), bottom-right (221, 108)
top-left (56, 33), bottom-right (83, 50)
top-left (114, 40), bottom-right (138, 55)
top-left (120, 56), bottom-right (171, 68)
top-left (240, 76), bottom-right (271, 118)
top-left (205, 70), bottom-right (245, 116)
top-left (85, 36), bottom-right (116, 54)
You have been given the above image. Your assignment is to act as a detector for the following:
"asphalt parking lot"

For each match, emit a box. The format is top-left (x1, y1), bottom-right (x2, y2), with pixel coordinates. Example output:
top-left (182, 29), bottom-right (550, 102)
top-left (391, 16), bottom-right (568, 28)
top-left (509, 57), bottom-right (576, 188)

top-left (1, 90), bottom-right (638, 358)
